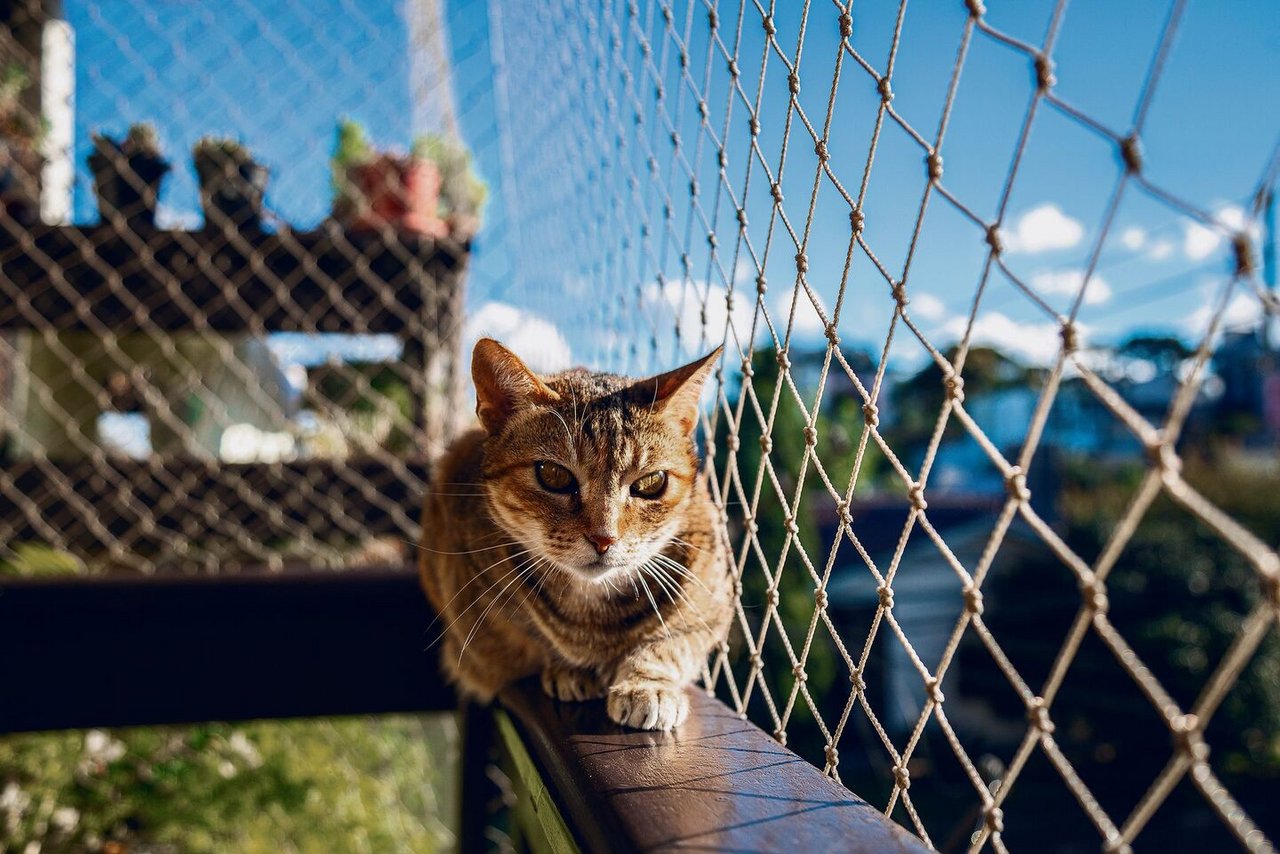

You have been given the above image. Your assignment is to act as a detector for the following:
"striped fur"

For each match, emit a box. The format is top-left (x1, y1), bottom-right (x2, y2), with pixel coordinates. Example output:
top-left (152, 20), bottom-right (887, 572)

top-left (418, 339), bottom-right (731, 730)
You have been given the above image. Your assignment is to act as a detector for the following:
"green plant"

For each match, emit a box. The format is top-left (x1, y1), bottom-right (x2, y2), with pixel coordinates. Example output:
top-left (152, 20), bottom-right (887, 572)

top-left (329, 117), bottom-right (373, 201)
top-left (193, 137), bottom-right (253, 180)
top-left (412, 132), bottom-right (488, 223)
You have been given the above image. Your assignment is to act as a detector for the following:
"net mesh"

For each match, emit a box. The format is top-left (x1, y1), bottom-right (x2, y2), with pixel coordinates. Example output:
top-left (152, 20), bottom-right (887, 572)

top-left (0, 0), bottom-right (1277, 851)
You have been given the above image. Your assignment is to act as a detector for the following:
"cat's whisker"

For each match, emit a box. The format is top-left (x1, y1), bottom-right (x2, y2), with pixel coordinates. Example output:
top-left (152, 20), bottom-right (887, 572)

top-left (401, 536), bottom-right (521, 557)
top-left (651, 553), bottom-right (713, 595)
top-left (670, 536), bottom-right (706, 554)
top-left (635, 569), bottom-right (670, 641)
top-left (646, 563), bottom-right (717, 638)
top-left (425, 551), bottom-right (538, 650)
top-left (457, 557), bottom-right (541, 666)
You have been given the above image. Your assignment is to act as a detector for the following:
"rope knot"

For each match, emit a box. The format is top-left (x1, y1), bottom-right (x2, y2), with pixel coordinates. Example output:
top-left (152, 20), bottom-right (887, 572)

top-left (791, 663), bottom-right (808, 683)
top-left (1119, 134), bottom-right (1143, 174)
top-left (803, 425), bottom-right (818, 447)
top-left (824, 323), bottom-right (841, 347)
top-left (814, 139), bottom-right (829, 162)
top-left (836, 500), bottom-right (853, 525)
top-left (762, 14), bottom-right (776, 36)
top-left (795, 252), bottom-right (809, 273)
top-left (892, 281), bottom-right (909, 308)
top-left (893, 764), bottom-right (911, 790)
top-left (749, 652), bottom-right (763, 669)
top-left (813, 586), bottom-right (829, 609)
top-left (749, 116), bottom-right (761, 137)
top-left (787, 72), bottom-right (800, 95)
top-left (862, 402), bottom-right (880, 428)
top-left (706, 230), bottom-right (718, 248)
top-left (727, 59), bottom-right (740, 80)
top-left (766, 587), bottom-right (780, 607)
top-left (965, 0), bottom-right (986, 17)
top-left (963, 585), bottom-right (984, 615)
top-left (773, 728), bottom-right (788, 746)
top-left (775, 349), bottom-right (790, 370)
top-left (770, 181), bottom-right (783, 204)
top-left (1026, 696), bottom-right (1055, 734)
top-left (983, 805), bottom-right (1005, 833)
top-left (877, 76), bottom-right (893, 103)
top-left (1005, 466), bottom-right (1030, 502)
top-left (727, 434), bottom-right (740, 452)
top-left (838, 12), bottom-right (852, 39)
top-left (707, 8), bottom-right (719, 29)
top-left (698, 100), bottom-right (709, 120)
top-left (755, 273), bottom-right (768, 295)
top-left (850, 668), bottom-right (867, 692)
top-left (740, 357), bottom-right (755, 377)
top-left (1060, 322), bottom-right (1079, 353)
top-left (1033, 54), bottom-right (1056, 91)
top-left (1082, 579), bottom-right (1109, 614)
top-left (943, 373), bottom-right (965, 402)
top-left (718, 146), bottom-right (728, 168)
top-left (1232, 232), bottom-right (1256, 276)
top-left (909, 482), bottom-right (928, 511)
top-left (759, 435), bottom-right (773, 454)
top-left (925, 677), bottom-right (945, 705)
top-left (850, 208), bottom-right (865, 234)
top-left (733, 578), bottom-right (745, 597)
top-left (1171, 714), bottom-right (1209, 761)
top-left (823, 744), bottom-right (839, 768)
top-left (985, 223), bottom-right (1004, 254)
top-left (926, 152), bottom-right (944, 181)
top-left (737, 207), bottom-right (748, 227)
top-left (877, 584), bottom-right (895, 610)
top-left (784, 515), bottom-right (799, 535)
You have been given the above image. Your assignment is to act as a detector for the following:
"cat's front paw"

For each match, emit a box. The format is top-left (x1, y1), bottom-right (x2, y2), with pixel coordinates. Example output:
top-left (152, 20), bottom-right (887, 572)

top-left (541, 665), bottom-right (606, 702)
top-left (606, 680), bottom-right (690, 731)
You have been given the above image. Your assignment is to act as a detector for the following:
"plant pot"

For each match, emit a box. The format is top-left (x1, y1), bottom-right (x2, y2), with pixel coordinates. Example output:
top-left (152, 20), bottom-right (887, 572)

top-left (343, 156), bottom-right (447, 237)
top-left (89, 147), bottom-right (170, 231)
top-left (196, 155), bottom-right (269, 232)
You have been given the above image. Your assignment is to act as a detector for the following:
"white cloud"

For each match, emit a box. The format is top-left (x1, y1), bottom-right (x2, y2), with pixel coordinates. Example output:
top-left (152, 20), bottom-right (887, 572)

top-left (1182, 204), bottom-right (1261, 262)
top-left (941, 311), bottom-right (1082, 366)
top-left (640, 277), bottom-right (756, 358)
top-left (1119, 226), bottom-right (1146, 251)
top-left (771, 286), bottom-right (829, 339)
top-left (911, 293), bottom-right (947, 322)
top-left (1030, 269), bottom-right (1112, 306)
top-left (1147, 239), bottom-right (1175, 261)
top-left (464, 301), bottom-right (572, 373)
top-left (1001, 204), bottom-right (1084, 254)
top-left (156, 203), bottom-right (201, 231)
top-left (1183, 291), bottom-right (1265, 338)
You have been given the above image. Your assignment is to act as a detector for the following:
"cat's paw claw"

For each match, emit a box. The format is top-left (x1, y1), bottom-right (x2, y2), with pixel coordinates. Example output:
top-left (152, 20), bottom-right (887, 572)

top-left (607, 680), bottom-right (689, 731)
top-left (541, 666), bottom-right (605, 702)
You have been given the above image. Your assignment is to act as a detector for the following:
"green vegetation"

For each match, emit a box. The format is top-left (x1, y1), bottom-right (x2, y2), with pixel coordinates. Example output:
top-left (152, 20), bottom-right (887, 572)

top-left (0, 716), bottom-right (457, 853)
top-left (411, 133), bottom-right (487, 224)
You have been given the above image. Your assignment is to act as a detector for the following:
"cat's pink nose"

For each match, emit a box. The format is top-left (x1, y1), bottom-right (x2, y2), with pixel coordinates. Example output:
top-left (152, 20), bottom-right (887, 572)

top-left (585, 533), bottom-right (617, 555)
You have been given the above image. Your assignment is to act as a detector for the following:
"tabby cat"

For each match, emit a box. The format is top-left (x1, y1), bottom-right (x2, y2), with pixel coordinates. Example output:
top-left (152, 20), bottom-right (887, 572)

top-left (418, 338), bottom-right (732, 731)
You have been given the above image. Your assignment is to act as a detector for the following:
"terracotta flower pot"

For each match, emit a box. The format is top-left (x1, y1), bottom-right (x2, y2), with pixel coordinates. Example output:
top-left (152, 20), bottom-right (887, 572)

top-left (345, 155), bottom-right (447, 237)
top-left (89, 144), bottom-right (170, 231)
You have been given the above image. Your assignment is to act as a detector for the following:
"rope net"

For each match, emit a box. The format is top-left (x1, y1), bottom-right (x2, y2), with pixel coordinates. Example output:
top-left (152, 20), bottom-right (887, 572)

top-left (489, 1), bottom-right (1278, 851)
top-left (0, 0), bottom-right (1276, 851)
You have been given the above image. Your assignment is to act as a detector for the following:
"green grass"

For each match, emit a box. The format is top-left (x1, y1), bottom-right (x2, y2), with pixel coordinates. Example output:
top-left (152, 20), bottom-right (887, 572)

top-left (0, 715), bottom-right (458, 853)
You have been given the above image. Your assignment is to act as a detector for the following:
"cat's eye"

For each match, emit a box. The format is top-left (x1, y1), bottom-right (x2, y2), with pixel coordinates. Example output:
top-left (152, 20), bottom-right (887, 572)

top-left (534, 461), bottom-right (577, 494)
top-left (630, 471), bottom-right (668, 499)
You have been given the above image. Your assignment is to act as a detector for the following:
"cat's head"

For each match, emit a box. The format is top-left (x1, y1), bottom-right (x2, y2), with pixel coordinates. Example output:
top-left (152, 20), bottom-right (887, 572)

top-left (472, 338), bottom-right (720, 586)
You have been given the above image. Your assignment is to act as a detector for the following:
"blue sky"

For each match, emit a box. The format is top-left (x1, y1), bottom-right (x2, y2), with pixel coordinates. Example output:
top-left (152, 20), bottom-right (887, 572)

top-left (66, 0), bottom-right (1278, 375)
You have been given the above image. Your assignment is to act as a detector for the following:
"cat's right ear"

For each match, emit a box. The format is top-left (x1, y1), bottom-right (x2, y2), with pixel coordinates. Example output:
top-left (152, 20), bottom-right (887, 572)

top-left (471, 338), bottom-right (561, 434)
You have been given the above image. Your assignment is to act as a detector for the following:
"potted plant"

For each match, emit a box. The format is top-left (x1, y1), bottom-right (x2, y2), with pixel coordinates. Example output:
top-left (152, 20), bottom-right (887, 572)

top-left (412, 133), bottom-right (487, 239)
top-left (329, 118), bottom-right (447, 237)
top-left (193, 137), bottom-right (269, 231)
top-left (88, 122), bottom-right (170, 231)
top-left (0, 63), bottom-right (44, 226)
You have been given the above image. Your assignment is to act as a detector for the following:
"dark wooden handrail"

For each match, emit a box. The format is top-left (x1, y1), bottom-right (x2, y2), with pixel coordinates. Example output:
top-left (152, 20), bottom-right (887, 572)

top-left (0, 567), bottom-right (453, 732)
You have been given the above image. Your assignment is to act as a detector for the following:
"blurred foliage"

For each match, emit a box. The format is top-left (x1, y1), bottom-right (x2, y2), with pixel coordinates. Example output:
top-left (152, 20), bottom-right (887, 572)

top-left (716, 345), bottom-right (888, 756)
top-left (0, 543), bottom-right (84, 577)
top-left (412, 133), bottom-right (487, 224)
top-left (0, 716), bottom-right (457, 853)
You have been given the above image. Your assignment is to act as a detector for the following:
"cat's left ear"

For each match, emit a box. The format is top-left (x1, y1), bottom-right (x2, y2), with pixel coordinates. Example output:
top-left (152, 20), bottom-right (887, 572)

top-left (472, 338), bottom-right (561, 434)
top-left (636, 346), bottom-right (723, 435)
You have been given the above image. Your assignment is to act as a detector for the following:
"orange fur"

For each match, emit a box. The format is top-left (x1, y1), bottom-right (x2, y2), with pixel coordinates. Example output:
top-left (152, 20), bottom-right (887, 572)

top-left (418, 339), bottom-right (731, 730)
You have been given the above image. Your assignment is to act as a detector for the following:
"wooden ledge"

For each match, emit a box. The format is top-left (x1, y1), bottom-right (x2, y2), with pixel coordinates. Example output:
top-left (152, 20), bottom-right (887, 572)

top-left (497, 680), bottom-right (929, 853)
